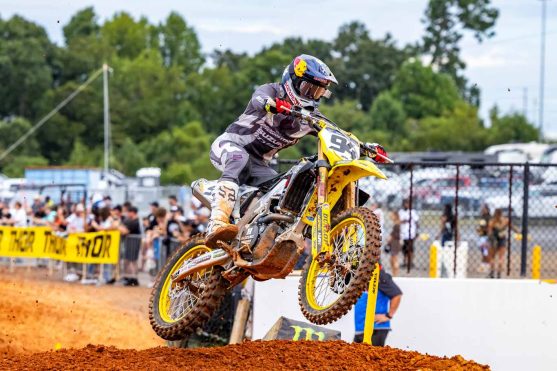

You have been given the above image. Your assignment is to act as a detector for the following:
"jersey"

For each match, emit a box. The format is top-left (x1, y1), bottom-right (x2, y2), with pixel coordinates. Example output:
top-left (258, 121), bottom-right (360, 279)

top-left (210, 83), bottom-right (316, 165)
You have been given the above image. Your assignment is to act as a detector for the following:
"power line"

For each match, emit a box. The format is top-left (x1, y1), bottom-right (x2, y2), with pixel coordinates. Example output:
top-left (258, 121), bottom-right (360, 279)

top-left (0, 68), bottom-right (104, 163)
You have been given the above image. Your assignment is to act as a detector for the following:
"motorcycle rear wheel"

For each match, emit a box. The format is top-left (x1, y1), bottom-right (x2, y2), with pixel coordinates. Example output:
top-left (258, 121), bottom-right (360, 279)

top-left (149, 236), bottom-right (228, 340)
top-left (298, 207), bottom-right (381, 325)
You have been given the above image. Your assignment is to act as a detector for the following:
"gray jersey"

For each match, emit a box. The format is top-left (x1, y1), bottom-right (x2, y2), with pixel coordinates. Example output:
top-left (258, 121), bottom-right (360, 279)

top-left (210, 83), bottom-right (315, 165)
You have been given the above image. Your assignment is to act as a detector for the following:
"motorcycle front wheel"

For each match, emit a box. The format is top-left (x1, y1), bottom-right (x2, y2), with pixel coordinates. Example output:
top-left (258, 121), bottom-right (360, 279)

top-left (149, 236), bottom-right (228, 340)
top-left (298, 207), bottom-right (381, 325)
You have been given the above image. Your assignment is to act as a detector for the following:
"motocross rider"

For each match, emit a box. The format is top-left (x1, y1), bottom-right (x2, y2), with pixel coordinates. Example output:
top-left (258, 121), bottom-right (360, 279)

top-left (206, 54), bottom-right (337, 247)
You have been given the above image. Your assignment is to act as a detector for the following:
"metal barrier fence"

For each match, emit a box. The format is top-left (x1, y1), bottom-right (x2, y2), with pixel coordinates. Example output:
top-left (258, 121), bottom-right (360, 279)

top-left (278, 160), bottom-right (557, 279)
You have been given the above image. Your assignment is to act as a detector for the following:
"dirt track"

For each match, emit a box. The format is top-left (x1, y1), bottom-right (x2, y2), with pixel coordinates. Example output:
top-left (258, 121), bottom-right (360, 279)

top-left (0, 267), bottom-right (163, 355)
top-left (0, 268), bottom-right (488, 370)
top-left (1, 341), bottom-right (488, 370)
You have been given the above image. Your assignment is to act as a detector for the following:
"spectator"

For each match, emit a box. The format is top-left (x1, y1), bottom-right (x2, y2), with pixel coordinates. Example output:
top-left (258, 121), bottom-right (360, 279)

top-left (168, 195), bottom-right (183, 214)
top-left (53, 205), bottom-right (68, 232)
top-left (488, 208), bottom-right (519, 279)
top-left (477, 204), bottom-right (491, 272)
top-left (111, 205), bottom-right (123, 224)
top-left (398, 198), bottom-right (419, 273)
top-left (103, 195), bottom-right (112, 208)
top-left (353, 268), bottom-right (403, 346)
top-left (146, 202), bottom-right (159, 231)
top-left (0, 202), bottom-right (13, 226)
top-left (31, 195), bottom-right (43, 215)
top-left (385, 211), bottom-right (401, 276)
top-left (88, 206), bottom-right (116, 284)
top-left (10, 201), bottom-right (28, 227)
top-left (438, 204), bottom-right (455, 247)
top-left (66, 203), bottom-right (86, 233)
top-left (119, 206), bottom-right (142, 286)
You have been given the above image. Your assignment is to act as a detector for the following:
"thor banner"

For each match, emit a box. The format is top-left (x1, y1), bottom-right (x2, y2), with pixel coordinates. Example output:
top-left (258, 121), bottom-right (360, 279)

top-left (62, 230), bottom-right (120, 264)
top-left (0, 227), bottom-right (120, 264)
top-left (0, 226), bottom-right (50, 258)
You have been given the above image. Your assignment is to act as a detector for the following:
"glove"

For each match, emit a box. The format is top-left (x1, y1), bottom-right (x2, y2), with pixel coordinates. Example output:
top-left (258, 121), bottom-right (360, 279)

top-left (266, 97), bottom-right (291, 114)
top-left (365, 143), bottom-right (389, 163)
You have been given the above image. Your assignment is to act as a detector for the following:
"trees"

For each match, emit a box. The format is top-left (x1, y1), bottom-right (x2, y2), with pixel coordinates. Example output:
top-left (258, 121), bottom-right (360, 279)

top-left (1, 4), bottom-right (542, 184)
top-left (0, 16), bottom-right (56, 118)
top-left (391, 60), bottom-right (460, 119)
top-left (487, 107), bottom-right (539, 145)
top-left (422, 0), bottom-right (498, 94)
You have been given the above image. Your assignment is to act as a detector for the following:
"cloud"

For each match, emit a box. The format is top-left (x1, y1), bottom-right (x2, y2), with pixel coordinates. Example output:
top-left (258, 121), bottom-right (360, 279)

top-left (463, 47), bottom-right (512, 68)
top-left (198, 23), bottom-right (286, 36)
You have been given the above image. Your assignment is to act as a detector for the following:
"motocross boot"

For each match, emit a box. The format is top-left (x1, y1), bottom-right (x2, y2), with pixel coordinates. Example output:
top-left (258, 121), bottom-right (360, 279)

top-left (205, 180), bottom-right (239, 248)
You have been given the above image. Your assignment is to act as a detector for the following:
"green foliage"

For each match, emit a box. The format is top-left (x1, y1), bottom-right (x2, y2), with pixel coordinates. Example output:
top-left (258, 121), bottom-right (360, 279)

top-left (319, 100), bottom-right (371, 133)
top-left (2, 156), bottom-right (48, 178)
top-left (391, 60), bottom-right (460, 119)
top-left (407, 101), bottom-right (487, 151)
top-left (0, 15), bottom-right (56, 118)
top-left (0, 4), bottom-right (540, 184)
top-left (487, 107), bottom-right (539, 145)
top-left (141, 121), bottom-right (218, 184)
top-left (422, 0), bottom-right (499, 92)
top-left (67, 139), bottom-right (102, 166)
top-left (370, 92), bottom-right (406, 135)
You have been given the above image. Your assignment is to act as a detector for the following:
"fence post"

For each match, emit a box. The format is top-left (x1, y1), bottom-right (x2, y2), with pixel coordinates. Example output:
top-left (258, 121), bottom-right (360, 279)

top-left (407, 164), bottom-right (414, 274)
top-left (429, 244), bottom-right (437, 278)
top-left (521, 163), bottom-right (530, 277)
top-left (453, 165), bottom-right (460, 277)
top-left (532, 245), bottom-right (541, 279)
top-left (507, 165), bottom-right (513, 276)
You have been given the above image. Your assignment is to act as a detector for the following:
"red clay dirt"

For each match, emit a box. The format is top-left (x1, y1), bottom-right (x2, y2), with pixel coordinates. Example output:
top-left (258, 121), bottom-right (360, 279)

top-left (0, 340), bottom-right (489, 370)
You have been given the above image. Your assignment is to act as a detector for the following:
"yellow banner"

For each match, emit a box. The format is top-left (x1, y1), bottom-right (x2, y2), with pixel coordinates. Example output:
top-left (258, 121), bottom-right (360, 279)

top-left (0, 226), bottom-right (50, 258)
top-left (0, 226), bottom-right (120, 264)
top-left (64, 230), bottom-right (120, 264)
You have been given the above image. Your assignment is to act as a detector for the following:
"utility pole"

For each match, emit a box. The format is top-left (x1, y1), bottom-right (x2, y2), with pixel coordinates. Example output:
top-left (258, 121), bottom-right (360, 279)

top-left (103, 63), bottom-right (111, 177)
top-left (523, 87), bottom-right (528, 119)
top-left (538, 0), bottom-right (548, 140)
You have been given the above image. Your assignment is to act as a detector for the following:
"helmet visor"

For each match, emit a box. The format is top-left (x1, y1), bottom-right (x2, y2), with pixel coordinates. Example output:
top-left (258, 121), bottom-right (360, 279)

top-left (299, 80), bottom-right (331, 100)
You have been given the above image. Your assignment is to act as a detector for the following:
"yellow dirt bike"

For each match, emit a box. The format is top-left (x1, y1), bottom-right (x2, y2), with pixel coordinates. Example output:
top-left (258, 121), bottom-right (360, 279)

top-left (149, 101), bottom-right (391, 340)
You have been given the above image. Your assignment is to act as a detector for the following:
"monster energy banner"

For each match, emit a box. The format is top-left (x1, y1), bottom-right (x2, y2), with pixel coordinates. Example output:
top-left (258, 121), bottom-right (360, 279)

top-left (263, 317), bottom-right (341, 341)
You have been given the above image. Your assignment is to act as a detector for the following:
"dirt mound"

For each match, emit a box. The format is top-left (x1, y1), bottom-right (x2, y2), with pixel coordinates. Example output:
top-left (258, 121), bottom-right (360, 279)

top-left (0, 268), bottom-right (163, 354)
top-left (0, 340), bottom-right (488, 370)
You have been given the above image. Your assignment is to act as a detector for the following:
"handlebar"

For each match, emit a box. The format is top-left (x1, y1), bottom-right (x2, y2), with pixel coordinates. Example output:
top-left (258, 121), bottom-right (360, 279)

top-left (266, 98), bottom-right (394, 164)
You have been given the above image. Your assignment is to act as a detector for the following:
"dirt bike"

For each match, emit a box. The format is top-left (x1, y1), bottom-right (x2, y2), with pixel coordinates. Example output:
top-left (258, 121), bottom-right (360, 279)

top-left (149, 100), bottom-right (391, 340)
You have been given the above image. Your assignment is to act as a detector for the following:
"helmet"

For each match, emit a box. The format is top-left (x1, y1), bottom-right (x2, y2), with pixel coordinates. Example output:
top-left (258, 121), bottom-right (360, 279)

top-left (281, 54), bottom-right (337, 110)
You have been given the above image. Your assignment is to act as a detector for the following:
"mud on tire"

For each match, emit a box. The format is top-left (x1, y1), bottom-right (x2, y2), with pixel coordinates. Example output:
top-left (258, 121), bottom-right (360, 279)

top-left (298, 207), bottom-right (381, 325)
top-left (149, 236), bottom-right (228, 341)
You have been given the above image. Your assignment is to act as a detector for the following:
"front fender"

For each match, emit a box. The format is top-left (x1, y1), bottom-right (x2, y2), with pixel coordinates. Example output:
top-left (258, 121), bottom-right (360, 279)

top-left (301, 160), bottom-right (387, 225)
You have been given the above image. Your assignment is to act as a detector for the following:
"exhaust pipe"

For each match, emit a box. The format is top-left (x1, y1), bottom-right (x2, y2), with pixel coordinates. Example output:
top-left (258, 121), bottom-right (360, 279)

top-left (258, 213), bottom-right (295, 224)
top-left (172, 249), bottom-right (230, 283)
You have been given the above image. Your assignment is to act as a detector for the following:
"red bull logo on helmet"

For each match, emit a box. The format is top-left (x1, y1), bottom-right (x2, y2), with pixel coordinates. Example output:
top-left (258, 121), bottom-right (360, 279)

top-left (294, 57), bottom-right (307, 77)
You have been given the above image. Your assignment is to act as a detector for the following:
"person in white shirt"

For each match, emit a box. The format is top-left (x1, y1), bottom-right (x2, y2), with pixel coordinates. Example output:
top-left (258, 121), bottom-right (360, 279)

top-left (10, 201), bottom-right (28, 227)
top-left (66, 203), bottom-right (86, 233)
top-left (398, 198), bottom-right (419, 273)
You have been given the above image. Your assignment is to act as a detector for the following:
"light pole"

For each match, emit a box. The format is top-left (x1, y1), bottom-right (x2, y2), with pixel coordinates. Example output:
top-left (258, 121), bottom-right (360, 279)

top-left (103, 63), bottom-right (111, 177)
top-left (538, 0), bottom-right (548, 140)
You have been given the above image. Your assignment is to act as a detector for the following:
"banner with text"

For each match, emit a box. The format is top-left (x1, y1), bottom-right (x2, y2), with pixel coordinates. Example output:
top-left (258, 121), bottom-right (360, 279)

top-left (0, 227), bottom-right (120, 264)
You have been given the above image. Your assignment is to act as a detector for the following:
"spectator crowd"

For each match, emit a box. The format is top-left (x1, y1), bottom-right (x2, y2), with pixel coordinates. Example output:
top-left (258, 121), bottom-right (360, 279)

top-left (0, 194), bottom-right (210, 286)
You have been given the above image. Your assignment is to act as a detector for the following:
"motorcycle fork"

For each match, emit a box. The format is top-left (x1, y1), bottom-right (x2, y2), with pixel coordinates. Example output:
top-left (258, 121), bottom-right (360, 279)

top-left (312, 142), bottom-right (331, 258)
top-left (341, 182), bottom-right (358, 253)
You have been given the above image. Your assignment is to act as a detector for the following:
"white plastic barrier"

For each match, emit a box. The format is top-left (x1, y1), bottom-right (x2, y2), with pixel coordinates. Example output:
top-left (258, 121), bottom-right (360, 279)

top-left (434, 240), bottom-right (469, 278)
top-left (253, 276), bottom-right (557, 371)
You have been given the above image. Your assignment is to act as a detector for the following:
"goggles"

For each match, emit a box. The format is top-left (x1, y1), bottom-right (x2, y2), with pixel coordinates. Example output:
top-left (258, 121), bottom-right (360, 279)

top-left (299, 80), bottom-right (332, 100)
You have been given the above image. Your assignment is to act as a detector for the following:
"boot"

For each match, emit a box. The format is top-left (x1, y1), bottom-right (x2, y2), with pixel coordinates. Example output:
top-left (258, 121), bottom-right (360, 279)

top-left (205, 180), bottom-right (239, 248)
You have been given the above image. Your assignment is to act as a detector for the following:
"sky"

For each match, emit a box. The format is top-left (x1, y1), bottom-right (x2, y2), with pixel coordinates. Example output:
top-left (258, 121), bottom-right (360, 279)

top-left (2, 0), bottom-right (557, 137)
